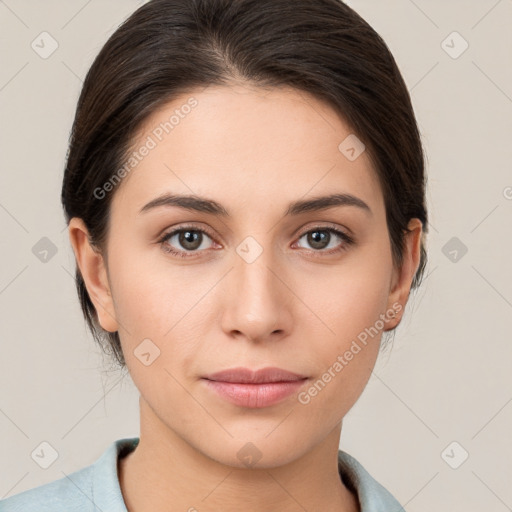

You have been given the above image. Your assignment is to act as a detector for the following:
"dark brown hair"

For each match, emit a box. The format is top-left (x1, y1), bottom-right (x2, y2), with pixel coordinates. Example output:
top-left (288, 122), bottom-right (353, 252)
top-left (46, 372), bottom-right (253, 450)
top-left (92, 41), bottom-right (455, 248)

top-left (61, 0), bottom-right (429, 368)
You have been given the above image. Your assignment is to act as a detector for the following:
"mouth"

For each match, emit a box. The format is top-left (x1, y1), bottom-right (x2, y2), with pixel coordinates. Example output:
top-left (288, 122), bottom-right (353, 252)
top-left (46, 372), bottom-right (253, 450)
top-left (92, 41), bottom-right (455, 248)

top-left (201, 366), bottom-right (309, 408)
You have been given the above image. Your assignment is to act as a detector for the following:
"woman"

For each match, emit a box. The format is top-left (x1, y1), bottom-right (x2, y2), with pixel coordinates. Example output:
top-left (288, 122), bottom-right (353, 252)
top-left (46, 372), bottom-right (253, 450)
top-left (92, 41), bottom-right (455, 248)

top-left (1, 0), bottom-right (428, 510)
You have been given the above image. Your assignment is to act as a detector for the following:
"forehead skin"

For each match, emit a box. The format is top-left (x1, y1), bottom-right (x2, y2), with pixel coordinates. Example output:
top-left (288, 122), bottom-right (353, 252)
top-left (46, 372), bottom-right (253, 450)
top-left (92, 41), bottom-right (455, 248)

top-left (109, 83), bottom-right (386, 244)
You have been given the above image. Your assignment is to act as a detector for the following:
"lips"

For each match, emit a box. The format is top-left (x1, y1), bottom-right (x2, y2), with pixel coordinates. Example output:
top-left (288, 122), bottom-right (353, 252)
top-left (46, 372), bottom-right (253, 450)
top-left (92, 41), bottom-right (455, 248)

top-left (201, 367), bottom-right (308, 408)
top-left (202, 366), bottom-right (307, 384)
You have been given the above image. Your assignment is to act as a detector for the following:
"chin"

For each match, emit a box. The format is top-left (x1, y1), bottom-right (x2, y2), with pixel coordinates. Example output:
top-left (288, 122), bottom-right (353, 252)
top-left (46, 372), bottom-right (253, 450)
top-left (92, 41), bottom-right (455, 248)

top-left (192, 429), bottom-right (314, 470)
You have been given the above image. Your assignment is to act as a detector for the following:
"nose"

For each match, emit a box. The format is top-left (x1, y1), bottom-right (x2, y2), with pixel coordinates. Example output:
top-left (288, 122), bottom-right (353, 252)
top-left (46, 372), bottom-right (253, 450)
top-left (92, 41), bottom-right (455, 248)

top-left (220, 244), bottom-right (294, 344)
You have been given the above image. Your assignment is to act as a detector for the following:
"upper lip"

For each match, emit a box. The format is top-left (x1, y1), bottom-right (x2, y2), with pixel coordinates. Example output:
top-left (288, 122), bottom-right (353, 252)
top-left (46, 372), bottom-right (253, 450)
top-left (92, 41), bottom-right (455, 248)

top-left (203, 366), bottom-right (307, 384)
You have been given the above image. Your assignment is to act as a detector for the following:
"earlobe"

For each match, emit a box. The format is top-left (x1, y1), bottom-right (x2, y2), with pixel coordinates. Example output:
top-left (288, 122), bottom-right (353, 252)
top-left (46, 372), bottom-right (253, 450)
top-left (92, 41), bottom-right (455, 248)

top-left (384, 218), bottom-right (423, 331)
top-left (68, 217), bottom-right (119, 333)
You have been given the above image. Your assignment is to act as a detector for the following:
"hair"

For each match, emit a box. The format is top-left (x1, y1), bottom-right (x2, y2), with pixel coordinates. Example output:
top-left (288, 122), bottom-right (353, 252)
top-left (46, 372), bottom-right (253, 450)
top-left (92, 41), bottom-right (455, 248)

top-left (61, 0), bottom-right (429, 369)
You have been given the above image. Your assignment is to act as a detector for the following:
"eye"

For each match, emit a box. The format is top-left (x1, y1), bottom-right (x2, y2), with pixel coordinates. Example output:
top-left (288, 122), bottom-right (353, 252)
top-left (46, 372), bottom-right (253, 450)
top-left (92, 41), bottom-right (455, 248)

top-left (157, 226), bottom-right (217, 258)
top-left (157, 224), bottom-right (354, 259)
top-left (294, 226), bottom-right (354, 254)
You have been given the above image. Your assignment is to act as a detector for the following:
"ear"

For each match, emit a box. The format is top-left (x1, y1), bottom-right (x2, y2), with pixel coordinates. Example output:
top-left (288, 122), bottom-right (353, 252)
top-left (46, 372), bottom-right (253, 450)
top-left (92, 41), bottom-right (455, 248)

top-left (68, 217), bottom-right (119, 333)
top-left (384, 218), bottom-right (423, 331)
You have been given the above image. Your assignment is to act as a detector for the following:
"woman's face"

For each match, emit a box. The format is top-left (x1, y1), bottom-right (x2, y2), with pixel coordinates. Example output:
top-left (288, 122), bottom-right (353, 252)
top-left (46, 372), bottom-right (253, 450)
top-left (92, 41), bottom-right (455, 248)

top-left (72, 83), bottom-right (421, 468)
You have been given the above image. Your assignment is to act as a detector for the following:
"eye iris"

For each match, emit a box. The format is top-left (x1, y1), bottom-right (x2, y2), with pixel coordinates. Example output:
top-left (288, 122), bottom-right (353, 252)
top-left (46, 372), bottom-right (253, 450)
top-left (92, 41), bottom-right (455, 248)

top-left (308, 230), bottom-right (329, 249)
top-left (179, 230), bottom-right (202, 250)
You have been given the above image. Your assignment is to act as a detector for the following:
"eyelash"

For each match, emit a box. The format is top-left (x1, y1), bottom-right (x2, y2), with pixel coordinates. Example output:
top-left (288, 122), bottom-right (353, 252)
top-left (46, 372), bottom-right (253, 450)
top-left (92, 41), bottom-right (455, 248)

top-left (157, 224), bottom-right (355, 259)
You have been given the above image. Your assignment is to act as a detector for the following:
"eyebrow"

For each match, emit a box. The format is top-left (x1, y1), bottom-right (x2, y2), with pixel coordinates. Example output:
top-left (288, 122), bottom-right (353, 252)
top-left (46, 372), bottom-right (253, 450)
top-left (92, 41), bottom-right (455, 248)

top-left (139, 192), bottom-right (372, 217)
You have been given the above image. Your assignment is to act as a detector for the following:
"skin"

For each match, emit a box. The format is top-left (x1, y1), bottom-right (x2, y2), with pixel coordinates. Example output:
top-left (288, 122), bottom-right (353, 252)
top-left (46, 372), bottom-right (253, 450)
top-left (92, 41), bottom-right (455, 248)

top-left (69, 83), bottom-right (422, 512)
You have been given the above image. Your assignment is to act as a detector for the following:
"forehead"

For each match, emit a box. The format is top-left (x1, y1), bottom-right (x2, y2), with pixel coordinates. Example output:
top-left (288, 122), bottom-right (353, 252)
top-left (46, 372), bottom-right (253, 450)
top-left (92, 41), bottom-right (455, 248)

top-left (111, 83), bottom-right (383, 218)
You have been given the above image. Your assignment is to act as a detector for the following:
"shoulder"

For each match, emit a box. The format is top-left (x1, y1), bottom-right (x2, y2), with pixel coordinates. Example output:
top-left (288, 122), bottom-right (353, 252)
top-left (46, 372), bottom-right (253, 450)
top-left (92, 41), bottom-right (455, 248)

top-left (337, 450), bottom-right (406, 511)
top-left (0, 465), bottom-right (95, 512)
top-left (0, 437), bottom-right (139, 512)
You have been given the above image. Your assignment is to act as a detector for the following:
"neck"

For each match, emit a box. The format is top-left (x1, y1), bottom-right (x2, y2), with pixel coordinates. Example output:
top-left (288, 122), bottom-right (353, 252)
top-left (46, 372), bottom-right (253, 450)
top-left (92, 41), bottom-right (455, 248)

top-left (118, 398), bottom-right (360, 512)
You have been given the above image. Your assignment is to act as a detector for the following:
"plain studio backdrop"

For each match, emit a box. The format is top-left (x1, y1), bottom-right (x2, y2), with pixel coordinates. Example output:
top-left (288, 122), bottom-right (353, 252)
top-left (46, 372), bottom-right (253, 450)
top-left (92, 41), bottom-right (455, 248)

top-left (0, 1), bottom-right (511, 510)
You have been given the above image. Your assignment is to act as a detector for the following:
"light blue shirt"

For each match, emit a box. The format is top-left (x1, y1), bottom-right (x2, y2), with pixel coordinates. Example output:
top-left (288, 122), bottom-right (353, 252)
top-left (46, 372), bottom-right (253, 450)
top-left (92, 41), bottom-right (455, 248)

top-left (0, 437), bottom-right (406, 511)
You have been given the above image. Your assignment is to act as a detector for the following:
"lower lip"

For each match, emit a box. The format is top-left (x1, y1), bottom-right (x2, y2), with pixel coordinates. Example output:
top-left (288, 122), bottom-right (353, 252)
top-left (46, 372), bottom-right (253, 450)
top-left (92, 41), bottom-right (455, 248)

top-left (202, 379), bottom-right (307, 408)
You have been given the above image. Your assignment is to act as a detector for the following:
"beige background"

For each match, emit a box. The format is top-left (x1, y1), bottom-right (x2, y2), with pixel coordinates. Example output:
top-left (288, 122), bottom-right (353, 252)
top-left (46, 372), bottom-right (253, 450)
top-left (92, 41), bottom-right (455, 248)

top-left (1, 0), bottom-right (511, 510)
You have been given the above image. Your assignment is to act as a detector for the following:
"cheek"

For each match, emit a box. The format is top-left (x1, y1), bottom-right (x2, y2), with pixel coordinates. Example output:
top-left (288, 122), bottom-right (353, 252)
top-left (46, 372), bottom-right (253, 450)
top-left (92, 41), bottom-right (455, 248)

top-left (108, 249), bottom-right (216, 370)
top-left (296, 284), bottom-right (387, 419)
top-left (306, 255), bottom-right (391, 345)
top-left (299, 248), bottom-right (392, 390)
top-left (108, 240), bottom-right (200, 334)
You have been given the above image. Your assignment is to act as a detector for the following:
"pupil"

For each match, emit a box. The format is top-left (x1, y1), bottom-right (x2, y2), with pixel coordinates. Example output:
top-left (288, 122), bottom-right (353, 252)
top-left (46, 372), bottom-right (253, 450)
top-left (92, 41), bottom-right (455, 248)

top-left (309, 230), bottom-right (329, 249)
top-left (180, 230), bottom-right (201, 250)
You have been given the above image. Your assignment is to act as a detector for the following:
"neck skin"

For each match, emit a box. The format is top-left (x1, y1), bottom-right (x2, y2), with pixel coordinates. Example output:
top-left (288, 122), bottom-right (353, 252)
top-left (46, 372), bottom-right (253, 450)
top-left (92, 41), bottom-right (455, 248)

top-left (118, 397), bottom-right (360, 512)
